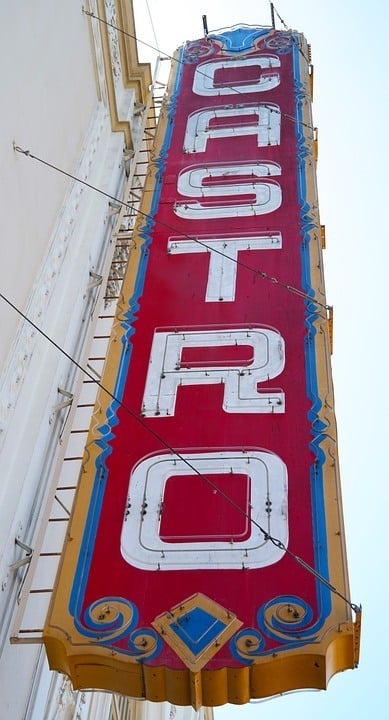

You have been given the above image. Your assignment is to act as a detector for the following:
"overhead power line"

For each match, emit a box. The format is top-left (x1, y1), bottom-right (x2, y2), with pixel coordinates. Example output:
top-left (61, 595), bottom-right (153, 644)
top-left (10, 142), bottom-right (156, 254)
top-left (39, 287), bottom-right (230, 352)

top-left (0, 286), bottom-right (360, 616)
top-left (8, 143), bottom-right (360, 616)
top-left (82, 7), bottom-right (316, 133)
top-left (270, 1), bottom-right (311, 64)
top-left (145, 0), bottom-right (160, 52)
top-left (13, 145), bottom-right (329, 314)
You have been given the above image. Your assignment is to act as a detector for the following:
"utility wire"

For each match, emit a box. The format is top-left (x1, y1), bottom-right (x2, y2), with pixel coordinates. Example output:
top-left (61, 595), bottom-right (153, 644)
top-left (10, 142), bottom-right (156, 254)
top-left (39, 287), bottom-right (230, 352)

top-left (0, 287), bottom-right (360, 616)
top-left (271, 2), bottom-right (289, 31)
top-left (13, 145), bottom-right (329, 314)
top-left (9, 144), bottom-right (359, 615)
top-left (271, 1), bottom-right (311, 64)
top-left (81, 9), bottom-right (321, 307)
top-left (82, 7), bottom-right (316, 133)
top-left (145, 0), bottom-right (160, 52)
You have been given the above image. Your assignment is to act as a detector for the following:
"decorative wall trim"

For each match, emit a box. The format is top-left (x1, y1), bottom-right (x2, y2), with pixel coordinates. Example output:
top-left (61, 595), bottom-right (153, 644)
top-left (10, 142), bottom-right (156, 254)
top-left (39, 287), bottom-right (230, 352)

top-left (85, 0), bottom-right (153, 148)
top-left (106, 0), bottom-right (122, 89)
top-left (87, 0), bottom-right (108, 104)
top-left (0, 103), bottom-right (109, 453)
top-left (116, 0), bottom-right (152, 103)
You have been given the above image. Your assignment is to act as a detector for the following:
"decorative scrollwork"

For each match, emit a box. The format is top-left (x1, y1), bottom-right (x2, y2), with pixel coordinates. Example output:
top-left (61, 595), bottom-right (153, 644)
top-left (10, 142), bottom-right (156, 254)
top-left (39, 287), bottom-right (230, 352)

top-left (76, 597), bottom-right (162, 662)
top-left (77, 597), bottom-right (162, 661)
top-left (231, 595), bottom-right (318, 661)
top-left (257, 595), bottom-right (316, 643)
top-left (83, 597), bottom-right (138, 642)
top-left (265, 33), bottom-right (292, 53)
top-left (183, 40), bottom-right (215, 63)
top-left (128, 627), bottom-right (162, 660)
top-left (230, 628), bottom-right (264, 664)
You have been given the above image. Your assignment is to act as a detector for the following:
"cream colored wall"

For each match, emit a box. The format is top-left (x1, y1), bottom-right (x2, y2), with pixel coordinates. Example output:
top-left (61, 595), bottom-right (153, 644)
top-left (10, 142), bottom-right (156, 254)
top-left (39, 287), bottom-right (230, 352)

top-left (0, 1), bottom-right (136, 717)
top-left (0, 0), bottom-right (103, 595)
top-left (0, 0), bottom-right (98, 370)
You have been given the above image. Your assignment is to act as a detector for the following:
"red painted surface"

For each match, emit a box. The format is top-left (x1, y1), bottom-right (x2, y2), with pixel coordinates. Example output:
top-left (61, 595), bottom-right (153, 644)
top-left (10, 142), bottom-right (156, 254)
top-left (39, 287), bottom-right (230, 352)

top-left (81, 40), bottom-right (318, 668)
top-left (159, 474), bottom-right (251, 543)
top-left (180, 344), bottom-right (254, 367)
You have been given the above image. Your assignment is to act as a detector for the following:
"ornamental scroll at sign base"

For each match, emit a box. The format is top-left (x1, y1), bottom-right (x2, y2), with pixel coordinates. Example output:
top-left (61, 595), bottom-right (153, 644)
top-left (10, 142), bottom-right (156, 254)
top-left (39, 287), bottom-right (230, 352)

top-left (43, 25), bottom-right (359, 708)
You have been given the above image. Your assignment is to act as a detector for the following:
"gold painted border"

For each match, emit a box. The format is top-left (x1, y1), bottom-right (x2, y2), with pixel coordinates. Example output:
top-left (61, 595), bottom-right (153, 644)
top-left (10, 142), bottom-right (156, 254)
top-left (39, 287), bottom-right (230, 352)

top-left (43, 31), bottom-right (360, 707)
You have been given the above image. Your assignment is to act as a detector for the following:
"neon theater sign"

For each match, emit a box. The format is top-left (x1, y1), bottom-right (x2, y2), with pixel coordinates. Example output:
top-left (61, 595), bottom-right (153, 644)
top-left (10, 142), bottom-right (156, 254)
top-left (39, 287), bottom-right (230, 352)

top-left (44, 26), bottom-right (360, 707)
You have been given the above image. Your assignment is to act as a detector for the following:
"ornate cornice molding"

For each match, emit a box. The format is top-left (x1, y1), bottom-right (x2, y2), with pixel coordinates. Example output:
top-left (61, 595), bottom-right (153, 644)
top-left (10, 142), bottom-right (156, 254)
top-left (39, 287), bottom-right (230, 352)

top-left (116, 0), bottom-right (152, 103)
top-left (88, 0), bottom-right (108, 105)
top-left (106, 0), bottom-right (122, 89)
top-left (85, 1), bottom-right (152, 148)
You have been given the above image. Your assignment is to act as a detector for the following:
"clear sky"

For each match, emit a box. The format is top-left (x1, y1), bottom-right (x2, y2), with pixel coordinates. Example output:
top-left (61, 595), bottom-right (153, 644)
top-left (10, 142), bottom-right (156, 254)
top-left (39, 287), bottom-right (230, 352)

top-left (134, 1), bottom-right (389, 717)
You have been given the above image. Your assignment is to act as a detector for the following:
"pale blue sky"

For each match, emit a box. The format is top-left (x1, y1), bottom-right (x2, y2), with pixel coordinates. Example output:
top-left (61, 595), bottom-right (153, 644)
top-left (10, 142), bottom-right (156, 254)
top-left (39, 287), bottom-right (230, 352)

top-left (134, 1), bottom-right (389, 717)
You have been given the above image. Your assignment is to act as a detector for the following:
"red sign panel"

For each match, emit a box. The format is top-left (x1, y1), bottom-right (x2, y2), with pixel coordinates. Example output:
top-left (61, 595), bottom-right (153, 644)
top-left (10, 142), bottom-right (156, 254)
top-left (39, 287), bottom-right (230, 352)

top-left (44, 27), bottom-right (359, 707)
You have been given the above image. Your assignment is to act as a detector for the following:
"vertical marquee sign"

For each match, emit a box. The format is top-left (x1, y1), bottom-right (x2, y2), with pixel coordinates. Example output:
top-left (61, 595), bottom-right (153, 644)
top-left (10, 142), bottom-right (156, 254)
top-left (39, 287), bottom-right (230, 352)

top-left (44, 26), bottom-right (360, 707)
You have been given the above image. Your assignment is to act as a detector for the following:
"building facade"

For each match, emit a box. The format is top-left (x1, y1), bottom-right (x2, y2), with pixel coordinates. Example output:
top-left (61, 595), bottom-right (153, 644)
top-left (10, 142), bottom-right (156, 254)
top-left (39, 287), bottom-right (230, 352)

top-left (0, 1), bottom-right (210, 718)
top-left (0, 1), bottom-right (358, 716)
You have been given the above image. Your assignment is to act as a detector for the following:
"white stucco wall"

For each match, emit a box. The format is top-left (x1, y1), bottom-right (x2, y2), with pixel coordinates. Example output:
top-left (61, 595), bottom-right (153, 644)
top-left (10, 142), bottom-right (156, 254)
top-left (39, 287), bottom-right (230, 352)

top-left (0, 2), bottom-right (136, 716)
top-left (0, 0), bottom-right (98, 370)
